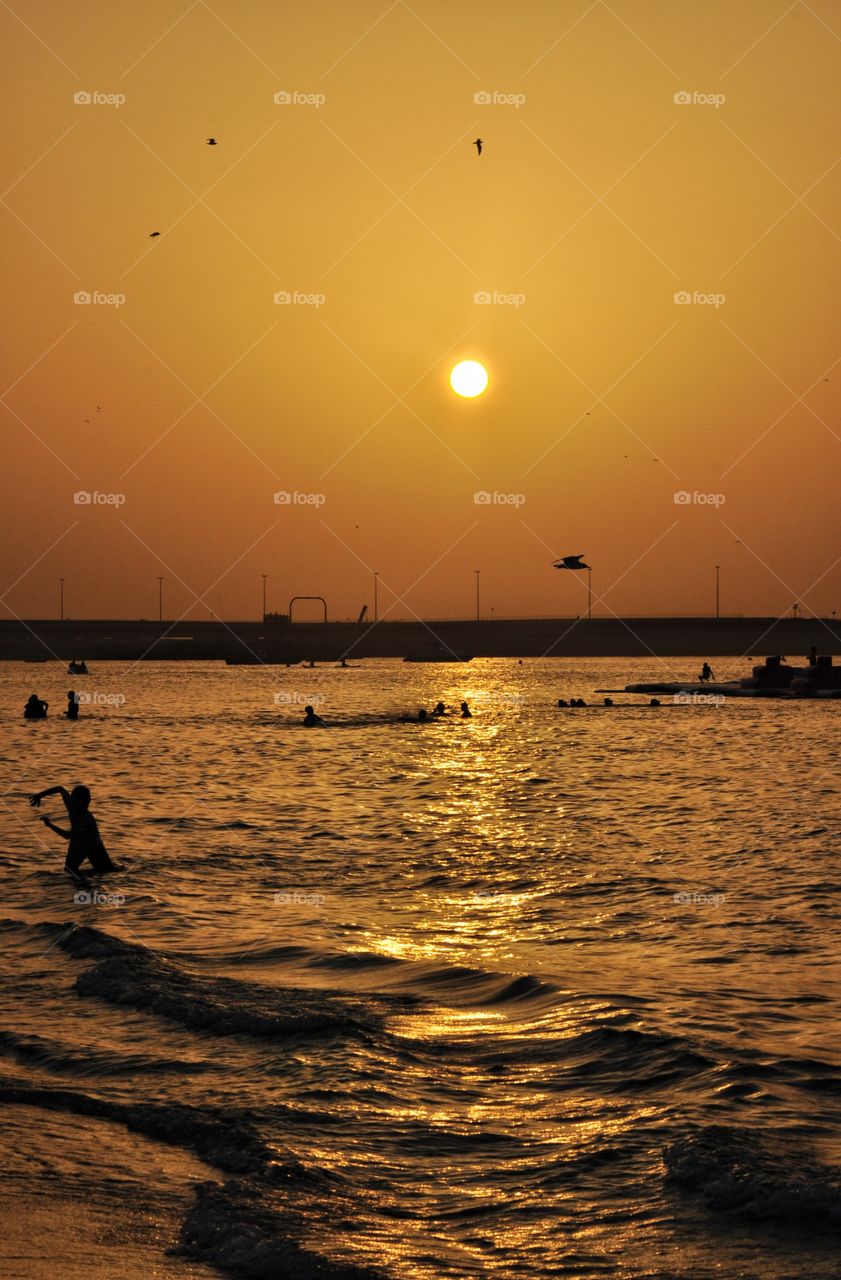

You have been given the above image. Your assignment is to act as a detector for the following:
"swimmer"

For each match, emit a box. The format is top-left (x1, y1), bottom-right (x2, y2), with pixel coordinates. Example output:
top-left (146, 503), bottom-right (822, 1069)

top-left (303, 704), bottom-right (324, 726)
top-left (29, 783), bottom-right (117, 876)
top-left (24, 693), bottom-right (48, 719)
top-left (460, 701), bottom-right (472, 718)
top-left (66, 691), bottom-right (79, 720)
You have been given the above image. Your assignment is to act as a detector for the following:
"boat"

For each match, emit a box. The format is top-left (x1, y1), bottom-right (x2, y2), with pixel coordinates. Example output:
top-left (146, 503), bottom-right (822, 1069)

top-left (597, 654), bottom-right (841, 700)
top-left (67, 659), bottom-right (88, 675)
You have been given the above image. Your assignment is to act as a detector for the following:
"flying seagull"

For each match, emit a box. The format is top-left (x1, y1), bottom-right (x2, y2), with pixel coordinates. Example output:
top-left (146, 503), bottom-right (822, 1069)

top-left (554, 555), bottom-right (590, 570)
top-left (149, 231), bottom-right (161, 237)
top-left (206, 137), bottom-right (218, 145)
top-left (474, 138), bottom-right (483, 156)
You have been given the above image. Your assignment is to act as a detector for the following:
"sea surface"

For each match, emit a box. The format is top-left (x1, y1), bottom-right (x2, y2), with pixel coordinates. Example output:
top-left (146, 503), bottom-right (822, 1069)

top-left (1, 658), bottom-right (839, 1280)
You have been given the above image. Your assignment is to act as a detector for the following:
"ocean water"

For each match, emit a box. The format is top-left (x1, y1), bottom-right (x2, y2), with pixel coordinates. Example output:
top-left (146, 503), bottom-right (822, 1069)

top-left (1, 657), bottom-right (840, 1280)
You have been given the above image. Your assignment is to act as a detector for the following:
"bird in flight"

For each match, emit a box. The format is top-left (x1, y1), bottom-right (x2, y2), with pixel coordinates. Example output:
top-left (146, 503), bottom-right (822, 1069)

top-left (474, 138), bottom-right (483, 156)
top-left (149, 231), bottom-right (161, 238)
top-left (206, 137), bottom-right (218, 145)
top-left (554, 555), bottom-right (590, 570)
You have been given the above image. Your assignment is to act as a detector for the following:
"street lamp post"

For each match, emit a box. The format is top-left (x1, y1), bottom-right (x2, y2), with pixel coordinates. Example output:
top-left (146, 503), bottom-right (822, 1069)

top-left (59, 577), bottom-right (65, 622)
top-left (587, 568), bottom-right (592, 619)
top-left (716, 565), bottom-right (720, 619)
top-left (373, 572), bottom-right (379, 623)
top-left (475, 570), bottom-right (480, 622)
top-left (158, 576), bottom-right (164, 623)
top-left (261, 574), bottom-right (267, 622)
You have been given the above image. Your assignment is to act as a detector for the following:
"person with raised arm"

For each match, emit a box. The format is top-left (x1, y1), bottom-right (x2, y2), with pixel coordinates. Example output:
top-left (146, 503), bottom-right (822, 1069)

top-left (29, 784), bottom-right (117, 878)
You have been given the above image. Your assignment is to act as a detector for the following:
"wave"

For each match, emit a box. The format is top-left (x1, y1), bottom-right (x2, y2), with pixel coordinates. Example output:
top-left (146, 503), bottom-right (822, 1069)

top-left (178, 1179), bottom-right (385, 1280)
top-left (0, 1083), bottom-right (385, 1279)
top-left (26, 922), bottom-right (841, 1111)
top-left (141, 816), bottom-right (258, 829)
top-left (48, 923), bottom-right (391, 1042)
top-left (664, 1125), bottom-right (841, 1227)
top-left (0, 1028), bottom-right (215, 1079)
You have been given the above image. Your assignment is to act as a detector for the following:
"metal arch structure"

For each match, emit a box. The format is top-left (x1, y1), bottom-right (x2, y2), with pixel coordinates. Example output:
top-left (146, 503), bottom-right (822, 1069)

top-left (288, 596), bottom-right (328, 623)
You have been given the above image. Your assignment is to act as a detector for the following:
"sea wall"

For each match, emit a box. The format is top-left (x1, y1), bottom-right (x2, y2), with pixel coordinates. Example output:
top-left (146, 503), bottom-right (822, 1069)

top-left (2, 617), bottom-right (838, 661)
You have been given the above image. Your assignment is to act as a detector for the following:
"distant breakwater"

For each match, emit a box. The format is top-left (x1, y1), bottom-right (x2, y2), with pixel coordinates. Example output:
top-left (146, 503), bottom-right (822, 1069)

top-left (3, 616), bottom-right (839, 661)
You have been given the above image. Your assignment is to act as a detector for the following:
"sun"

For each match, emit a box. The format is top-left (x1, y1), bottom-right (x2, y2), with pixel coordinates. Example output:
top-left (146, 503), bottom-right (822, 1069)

top-left (450, 360), bottom-right (489, 398)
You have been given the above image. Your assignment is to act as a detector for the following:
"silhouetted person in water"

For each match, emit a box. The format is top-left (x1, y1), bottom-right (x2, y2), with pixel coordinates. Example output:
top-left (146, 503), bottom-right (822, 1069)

top-left (302, 704), bottom-right (323, 726)
top-left (603, 697), bottom-right (613, 706)
top-left (700, 662), bottom-right (714, 683)
top-left (417, 708), bottom-right (429, 722)
top-left (557, 699), bottom-right (568, 707)
top-left (29, 784), bottom-right (117, 876)
top-left (24, 694), bottom-right (48, 719)
top-left (66, 691), bottom-right (79, 720)
top-left (460, 701), bottom-right (472, 718)
top-left (432, 702), bottom-right (447, 717)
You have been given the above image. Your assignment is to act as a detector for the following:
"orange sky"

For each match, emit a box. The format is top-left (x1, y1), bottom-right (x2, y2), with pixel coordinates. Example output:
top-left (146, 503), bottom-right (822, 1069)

top-left (2, 0), bottom-right (839, 623)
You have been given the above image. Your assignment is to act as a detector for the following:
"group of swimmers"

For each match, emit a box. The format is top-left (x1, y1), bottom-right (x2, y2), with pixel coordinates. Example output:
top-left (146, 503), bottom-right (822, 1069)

top-left (301, 700), bottom-right (473, 726)
top-left (414, 701), bottom-right (472, 723)
top-left (558, 696), bottom-right (661, 707)
top-left (23, 692), bottom-right (79, 720)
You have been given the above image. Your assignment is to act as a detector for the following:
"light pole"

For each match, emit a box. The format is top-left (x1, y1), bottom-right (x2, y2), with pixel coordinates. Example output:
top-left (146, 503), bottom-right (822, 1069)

top-left (793, 602), bottom-right (799, 620)
top-left (716, 565), bottom-right (720, 619)
top-left (475, 570), bottom-right (480, 621)
top-left (158, 576), bottom-right (163, 623)
top-left (59, 577), bottom-right (65, 622)
top-left (261, 574), bottom-right (267, 621)
top-left (587, 568), bottom-right (592, 619)
top-left (373, 572), bottom-right (379, 623)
